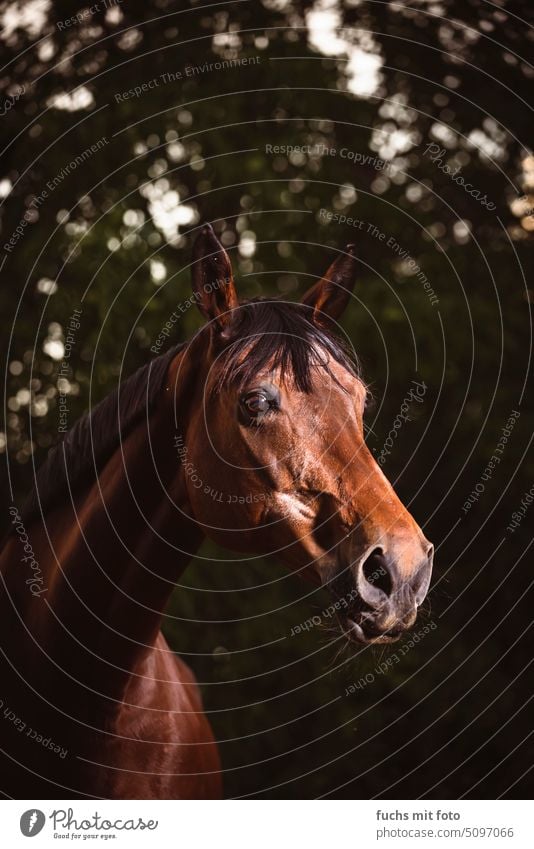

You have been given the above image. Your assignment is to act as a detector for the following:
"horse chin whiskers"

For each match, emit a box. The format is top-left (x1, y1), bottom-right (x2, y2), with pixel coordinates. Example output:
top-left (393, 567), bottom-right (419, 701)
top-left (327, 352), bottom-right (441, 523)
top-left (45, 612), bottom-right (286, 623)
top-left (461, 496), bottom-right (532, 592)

top-left (345, 618), bottom-right (404, 645)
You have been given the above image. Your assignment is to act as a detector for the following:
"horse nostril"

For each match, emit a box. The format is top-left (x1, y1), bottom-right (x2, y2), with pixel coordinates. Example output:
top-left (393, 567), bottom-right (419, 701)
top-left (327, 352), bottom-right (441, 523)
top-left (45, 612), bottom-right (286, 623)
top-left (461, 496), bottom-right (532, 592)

top-left (362, 549), bottom-right (393, 597)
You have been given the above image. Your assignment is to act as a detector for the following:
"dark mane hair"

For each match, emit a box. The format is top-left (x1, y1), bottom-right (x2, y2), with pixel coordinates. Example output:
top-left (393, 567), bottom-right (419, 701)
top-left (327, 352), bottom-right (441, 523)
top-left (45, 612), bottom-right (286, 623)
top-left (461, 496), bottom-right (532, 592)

top-left (20, 343), bottom-right (184, 527)
top-left (217, 298), bottom-right (360, 393)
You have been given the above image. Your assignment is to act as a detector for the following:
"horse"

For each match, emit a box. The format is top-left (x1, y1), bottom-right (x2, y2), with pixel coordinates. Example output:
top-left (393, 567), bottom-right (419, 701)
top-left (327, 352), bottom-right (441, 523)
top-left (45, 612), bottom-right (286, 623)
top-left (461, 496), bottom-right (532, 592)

top-left (0, 224), bottom-right (433, 799)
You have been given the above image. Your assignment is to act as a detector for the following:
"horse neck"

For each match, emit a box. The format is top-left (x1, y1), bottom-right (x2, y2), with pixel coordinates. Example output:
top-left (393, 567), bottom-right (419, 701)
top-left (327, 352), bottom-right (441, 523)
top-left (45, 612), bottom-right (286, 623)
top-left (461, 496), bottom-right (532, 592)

top-left (4, 346), bottom-right (204, 704)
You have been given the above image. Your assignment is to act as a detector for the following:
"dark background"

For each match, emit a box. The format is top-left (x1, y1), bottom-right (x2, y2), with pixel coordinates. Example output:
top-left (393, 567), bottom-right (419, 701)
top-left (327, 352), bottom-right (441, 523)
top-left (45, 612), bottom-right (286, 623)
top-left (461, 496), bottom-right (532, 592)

top-left (0, 0), bottom-right (532, 798)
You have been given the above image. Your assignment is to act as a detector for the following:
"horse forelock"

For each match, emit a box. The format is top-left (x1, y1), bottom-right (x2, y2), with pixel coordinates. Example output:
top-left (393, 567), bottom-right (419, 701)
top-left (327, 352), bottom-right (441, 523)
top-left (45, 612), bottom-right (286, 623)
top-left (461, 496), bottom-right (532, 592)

top-left (214, 298), bottom-right (360, 393)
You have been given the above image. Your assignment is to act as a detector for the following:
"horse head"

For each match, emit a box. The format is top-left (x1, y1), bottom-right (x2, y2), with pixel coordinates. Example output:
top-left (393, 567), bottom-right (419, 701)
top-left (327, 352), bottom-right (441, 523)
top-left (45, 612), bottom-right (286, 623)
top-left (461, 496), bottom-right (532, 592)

top-left (172, 224), bottom-right (433, 644)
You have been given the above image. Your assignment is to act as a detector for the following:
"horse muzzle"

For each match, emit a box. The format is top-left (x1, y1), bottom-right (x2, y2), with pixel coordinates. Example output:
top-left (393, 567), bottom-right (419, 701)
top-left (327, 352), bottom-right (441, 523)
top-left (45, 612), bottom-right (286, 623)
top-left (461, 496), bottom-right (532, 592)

top-left (331, 541), bottom-right (433, 644)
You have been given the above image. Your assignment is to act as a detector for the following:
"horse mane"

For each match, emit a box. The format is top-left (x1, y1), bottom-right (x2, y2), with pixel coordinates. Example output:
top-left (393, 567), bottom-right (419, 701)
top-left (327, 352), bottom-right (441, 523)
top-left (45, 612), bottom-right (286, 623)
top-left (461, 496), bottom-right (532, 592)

top-left (20, 343), bottom-right (185, 527)
top-left (217, 298), bottom-right (360, 393)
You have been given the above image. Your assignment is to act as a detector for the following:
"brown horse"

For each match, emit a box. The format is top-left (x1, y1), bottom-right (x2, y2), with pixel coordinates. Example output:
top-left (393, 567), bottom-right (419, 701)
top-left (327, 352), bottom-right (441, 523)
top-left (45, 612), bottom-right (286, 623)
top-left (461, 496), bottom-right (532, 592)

top-left (0, 225), bottom-right (433, 799)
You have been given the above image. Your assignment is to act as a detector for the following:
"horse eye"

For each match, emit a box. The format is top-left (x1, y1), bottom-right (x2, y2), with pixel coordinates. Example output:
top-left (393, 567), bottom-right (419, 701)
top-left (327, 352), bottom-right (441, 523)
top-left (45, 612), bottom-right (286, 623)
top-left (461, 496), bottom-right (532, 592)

top-left (239, 385), bottom-right (280, 425)
top-left (243, 391), bottom-right (270, 415)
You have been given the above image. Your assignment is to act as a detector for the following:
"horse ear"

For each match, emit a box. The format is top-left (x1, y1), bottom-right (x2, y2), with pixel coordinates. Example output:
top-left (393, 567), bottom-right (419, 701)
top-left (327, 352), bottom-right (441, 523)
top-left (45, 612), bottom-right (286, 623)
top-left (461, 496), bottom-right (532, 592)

top-left (191, 224), bottom-right (239, 328)
top-left (301, 244), bottom-right (357, 326)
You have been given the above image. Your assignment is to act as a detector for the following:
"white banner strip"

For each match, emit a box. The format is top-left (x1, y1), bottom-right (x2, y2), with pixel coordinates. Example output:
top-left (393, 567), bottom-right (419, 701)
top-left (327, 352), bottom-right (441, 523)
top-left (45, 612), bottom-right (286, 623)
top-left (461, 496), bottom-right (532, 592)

top-left (1, 799), bottom-right (531, 847)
